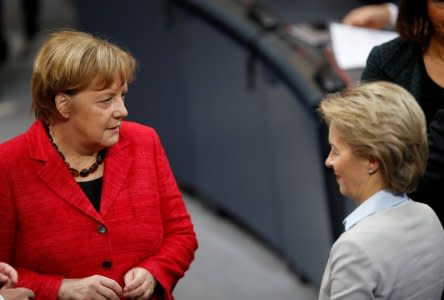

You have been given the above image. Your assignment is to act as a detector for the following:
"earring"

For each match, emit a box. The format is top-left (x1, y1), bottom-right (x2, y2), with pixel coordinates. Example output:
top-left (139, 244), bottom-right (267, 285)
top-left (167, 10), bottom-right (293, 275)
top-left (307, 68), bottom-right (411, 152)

top-left (368, 169), bottom-right (376, 175)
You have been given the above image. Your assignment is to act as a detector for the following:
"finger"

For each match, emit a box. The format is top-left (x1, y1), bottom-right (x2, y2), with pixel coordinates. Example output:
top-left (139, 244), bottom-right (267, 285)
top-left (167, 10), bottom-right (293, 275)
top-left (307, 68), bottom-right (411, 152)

top-left (124, 273), bottom-right (145, 292)
top-left (26, 288), bottom-right (35, 299)
top-left (96, 286), bottom-right (120, 300)
top-left (0, 273), bottom-right (9, 283)
top-left (135, 287), bottom-right (154, 300)
top-left (0, 264), bottom-right (18, 285)
top-left (123, 269), bottom-right (135, 286)
top-left (15, 287), bottom-right (35, 299)
top-left (123, 280), bottom-right (149, 298)
top-left (99, 278), bottom-right (122, 296)
top-left (2, 279), bottom-right (14, 289)
top-left (8, 269), bottom-right (17, 285)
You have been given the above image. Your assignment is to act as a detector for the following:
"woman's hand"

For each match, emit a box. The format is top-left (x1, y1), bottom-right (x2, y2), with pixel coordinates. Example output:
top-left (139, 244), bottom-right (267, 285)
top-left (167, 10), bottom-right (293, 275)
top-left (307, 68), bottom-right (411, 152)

top-left (0, 287), bottom-right (35, 300)
top-left (0, 263), bottom-right (18, 288)
top-left (342, 4), bottom-right (392, 30)
top-left (123, 267), bottom-right (157, 299)
top-left (58, 275), bottom-right (122, 300)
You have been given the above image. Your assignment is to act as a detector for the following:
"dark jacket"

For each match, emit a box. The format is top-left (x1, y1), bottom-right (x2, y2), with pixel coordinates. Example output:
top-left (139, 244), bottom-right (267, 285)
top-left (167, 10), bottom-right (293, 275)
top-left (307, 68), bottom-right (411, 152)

top-left (361, 37), bottom-right (423, 103)
top-left (362, 37), bottom-right (444, 226)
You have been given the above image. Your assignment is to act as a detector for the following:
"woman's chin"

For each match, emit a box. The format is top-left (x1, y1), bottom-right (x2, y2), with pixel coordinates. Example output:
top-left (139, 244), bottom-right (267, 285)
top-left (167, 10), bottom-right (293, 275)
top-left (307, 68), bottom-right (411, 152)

top-left (101, 135), bottom-right (120, 148)
top-left (338, 186), bottom-right (348, 197)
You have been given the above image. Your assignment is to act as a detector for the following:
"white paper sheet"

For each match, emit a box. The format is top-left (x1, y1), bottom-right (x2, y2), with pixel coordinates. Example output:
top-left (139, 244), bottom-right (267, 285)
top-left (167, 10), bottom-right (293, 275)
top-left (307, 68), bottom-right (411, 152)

top-left (329, 22), bottom-right (398, 70)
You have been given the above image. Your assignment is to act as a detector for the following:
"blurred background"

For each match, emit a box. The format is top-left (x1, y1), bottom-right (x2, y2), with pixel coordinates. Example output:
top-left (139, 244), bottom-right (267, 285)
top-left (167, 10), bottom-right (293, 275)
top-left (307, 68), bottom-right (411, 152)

top-left (0, 0), bottom-right (388, 299)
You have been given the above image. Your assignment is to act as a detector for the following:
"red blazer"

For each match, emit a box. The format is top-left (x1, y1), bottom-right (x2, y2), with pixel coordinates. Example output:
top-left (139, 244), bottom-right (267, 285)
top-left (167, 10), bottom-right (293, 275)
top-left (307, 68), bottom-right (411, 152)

top-left (0, 121), bottom-right (198, 300)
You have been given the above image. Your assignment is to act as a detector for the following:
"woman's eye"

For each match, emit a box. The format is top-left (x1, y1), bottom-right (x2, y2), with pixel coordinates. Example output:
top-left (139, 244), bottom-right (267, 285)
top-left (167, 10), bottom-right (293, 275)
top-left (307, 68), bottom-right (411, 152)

top-left (101, 98), bottom-right (112, 103)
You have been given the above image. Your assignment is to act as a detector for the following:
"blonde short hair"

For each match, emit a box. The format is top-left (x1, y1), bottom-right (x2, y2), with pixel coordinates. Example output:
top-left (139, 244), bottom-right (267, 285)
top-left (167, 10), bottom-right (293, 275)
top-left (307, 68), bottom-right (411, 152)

top-left (318, 81), bottom-right (428, 194)
top-left (31, 29), bottom-right (137, 123)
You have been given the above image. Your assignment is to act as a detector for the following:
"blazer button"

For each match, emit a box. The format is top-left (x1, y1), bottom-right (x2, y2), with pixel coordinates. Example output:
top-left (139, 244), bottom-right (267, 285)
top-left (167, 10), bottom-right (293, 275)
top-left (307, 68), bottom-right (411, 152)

top-left (97, 224), bottom-right (107, 234)
top-left (102, 260), bottom-right (112, 270)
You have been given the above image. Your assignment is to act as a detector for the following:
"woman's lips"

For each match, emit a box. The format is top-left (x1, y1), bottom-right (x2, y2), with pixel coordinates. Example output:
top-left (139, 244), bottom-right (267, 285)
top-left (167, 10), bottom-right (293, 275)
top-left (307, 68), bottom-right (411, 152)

top-left (107, 125), bottom-right (120, 133)
top-left (108, 123), bottom-right (121, 130)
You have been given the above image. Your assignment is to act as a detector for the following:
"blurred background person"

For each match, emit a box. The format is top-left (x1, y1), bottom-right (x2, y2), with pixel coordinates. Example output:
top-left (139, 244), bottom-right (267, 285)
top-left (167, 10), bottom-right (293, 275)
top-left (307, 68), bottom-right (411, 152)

top-left (21, 0), bottom-right (40, 45)
top-left (318, 81), bottom-right (444, 299)
top-left (0, 0), bottom-right (40, 65)
top-left (0, 30), bottom-right (198, 300)
top-left (342, 2), bottom-right (398, 30)
top-left (0, 262), bottom-right (34, 300)
top-left (0, 0), bottom-right (8, 64)
top-left (361, 0), bottom-right (444, 225)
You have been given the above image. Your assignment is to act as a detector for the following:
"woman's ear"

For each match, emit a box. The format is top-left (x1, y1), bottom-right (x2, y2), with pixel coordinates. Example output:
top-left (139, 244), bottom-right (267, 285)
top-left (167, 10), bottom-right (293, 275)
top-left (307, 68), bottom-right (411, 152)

top-left (55, 93), bottom-right (70, 119)
top-left (368, 156), bottom-right (380, 175)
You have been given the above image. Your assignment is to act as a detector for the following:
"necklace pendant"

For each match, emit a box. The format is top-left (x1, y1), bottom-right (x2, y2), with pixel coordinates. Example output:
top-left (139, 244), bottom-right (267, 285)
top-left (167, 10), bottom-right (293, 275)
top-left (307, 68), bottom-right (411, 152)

top-left (79, 168), bottom-right (90, 177)
top-left (70, 168), bottom-right (80, 177)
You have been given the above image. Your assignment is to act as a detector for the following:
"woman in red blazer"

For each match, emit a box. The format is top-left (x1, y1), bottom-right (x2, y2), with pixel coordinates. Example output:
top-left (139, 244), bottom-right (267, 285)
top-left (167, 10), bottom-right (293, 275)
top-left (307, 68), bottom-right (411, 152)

top-left (0, 30), bottom-right (198, 300)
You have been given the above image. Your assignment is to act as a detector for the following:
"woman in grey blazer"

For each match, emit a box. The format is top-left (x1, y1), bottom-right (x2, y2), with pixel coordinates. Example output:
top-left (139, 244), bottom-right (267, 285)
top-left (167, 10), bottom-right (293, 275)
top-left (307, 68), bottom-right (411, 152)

top-left (317, 81), bottom-right (444, 299)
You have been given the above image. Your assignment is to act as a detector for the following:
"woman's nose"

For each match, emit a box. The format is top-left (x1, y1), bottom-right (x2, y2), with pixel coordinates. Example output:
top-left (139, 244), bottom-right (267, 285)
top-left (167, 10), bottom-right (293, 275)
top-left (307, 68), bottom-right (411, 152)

top-left (325, 154), bottom-right (333, 168)
top-left (113, 98), bottom-right (128, 118)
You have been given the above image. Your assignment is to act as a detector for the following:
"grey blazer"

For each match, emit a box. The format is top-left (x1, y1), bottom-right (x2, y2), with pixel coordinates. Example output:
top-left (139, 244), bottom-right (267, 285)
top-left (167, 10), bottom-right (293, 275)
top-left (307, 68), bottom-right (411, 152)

top-left (319, 201), bottom-right (444, 300)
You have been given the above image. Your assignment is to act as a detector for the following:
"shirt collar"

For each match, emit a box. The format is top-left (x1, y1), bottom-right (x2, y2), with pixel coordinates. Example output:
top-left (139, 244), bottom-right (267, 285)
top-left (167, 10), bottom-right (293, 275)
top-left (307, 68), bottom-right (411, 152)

top-left (343, 190), bottom-right (408, 231)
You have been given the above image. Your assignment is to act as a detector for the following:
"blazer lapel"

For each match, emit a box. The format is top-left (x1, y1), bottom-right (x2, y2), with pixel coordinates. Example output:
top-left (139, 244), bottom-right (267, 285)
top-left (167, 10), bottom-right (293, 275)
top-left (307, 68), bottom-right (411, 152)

top-left (28, 121), bottom-right (103, 222)
top-left (100, 132), bottom-right (132, 218)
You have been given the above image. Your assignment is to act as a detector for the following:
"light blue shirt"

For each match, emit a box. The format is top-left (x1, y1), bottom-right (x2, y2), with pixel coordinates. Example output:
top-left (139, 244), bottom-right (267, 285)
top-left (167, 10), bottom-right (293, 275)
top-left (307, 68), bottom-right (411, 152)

top-left (343, 190), bottom-right (408, 231)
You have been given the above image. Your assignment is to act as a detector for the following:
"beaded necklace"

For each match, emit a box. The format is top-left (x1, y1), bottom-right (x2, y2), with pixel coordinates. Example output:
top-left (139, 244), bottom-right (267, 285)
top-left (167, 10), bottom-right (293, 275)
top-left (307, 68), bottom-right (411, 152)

top-left (45, 124), bottom-right (106, 178)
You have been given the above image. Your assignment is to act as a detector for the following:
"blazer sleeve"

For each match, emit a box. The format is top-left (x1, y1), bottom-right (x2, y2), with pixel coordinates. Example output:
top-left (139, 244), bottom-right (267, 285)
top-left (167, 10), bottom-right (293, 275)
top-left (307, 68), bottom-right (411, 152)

top-left (0, 156), bottom-right (63, 300)
top-left (0, 159), bottom-right (16, 264)
top-left (326, 239), bottom-right (379, 300)
top-left (138, 129), bottom-right (198, 298)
